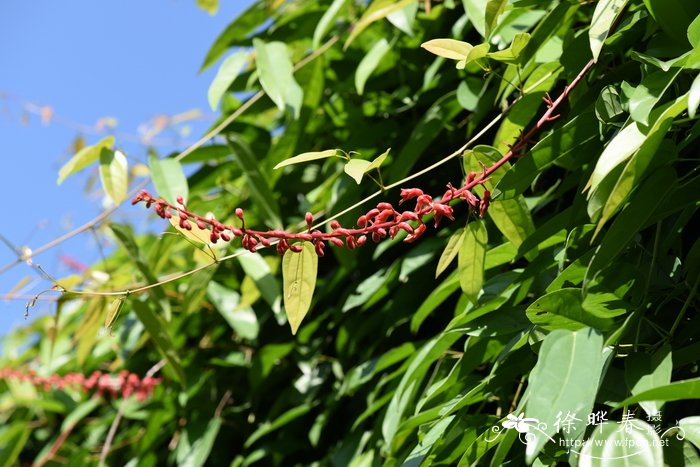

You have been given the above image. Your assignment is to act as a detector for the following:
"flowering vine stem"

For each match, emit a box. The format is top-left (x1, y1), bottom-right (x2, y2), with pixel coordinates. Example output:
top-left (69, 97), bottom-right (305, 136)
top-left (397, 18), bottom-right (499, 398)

top-left (132, 58), bottom-right (596, 258)
top-left (0, 368), bottom-right (161, 401)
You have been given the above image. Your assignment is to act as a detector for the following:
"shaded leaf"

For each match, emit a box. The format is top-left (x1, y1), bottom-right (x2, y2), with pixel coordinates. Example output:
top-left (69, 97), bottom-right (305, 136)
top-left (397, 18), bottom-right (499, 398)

top-left (355, 38), bottom-right (391, 95)
top-left (458, 221), bottom-right (488, 303)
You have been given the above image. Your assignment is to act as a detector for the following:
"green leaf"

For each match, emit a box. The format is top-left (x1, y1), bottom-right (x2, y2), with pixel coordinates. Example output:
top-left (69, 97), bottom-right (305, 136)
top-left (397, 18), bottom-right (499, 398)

top-left (615, 377), bottom-right (700, 407)
top-left (344, 159), bottom-right (372, 184)
top-left (282, 242), bottom-right (318, 335)
top-left (236, 250), bottom-right (281, 310)
top-left (344, 0), bottom-right (417, 49)
top-left (420, 38), bottom-right (473, 60)
top-left (104, 297), bottom-right (125, 331)
top-left (629, 69), bottom-right (682, 126)
top-left (312, 0), bottom-right (349, 49)
top-left (462, 0), bottom-right (487, 38)
top-left (587, 167), bottom-right (676, 281)
top-left (57, 135), bottom-right (115, 185)
top-left (273, 149), bottom-right (339, 169)
top-left (486, 32), bottom-right (530, 63)
top-left (625, 345), bottom-right (673, 417)
top-left (244, 404), bottom-right (315, 448)
top-left (207, 282), bottom-right (259, 340)
top-left (579, 420), bottom-right (663, 466)
top-left (149, 155), bottom-right (189, 205)
top-left (177, 416), bottom-right (222, 467)
top-left (355, 38), bottom-right (391, 95)
top-left (436, 228), bottom-right (466, 277)
top-left (99, 148), bottom-right (128, 205)
top-left (253, 38), bottom-right (303, 119)
top-left (208, 50), bottom-right (248, 110)
top-left (589, 0), bottom-right (628, 62)
top-left (585, 122), bottom-right (647, 195)
top-left (689, 73), bottom-right (700, 119)
top-left (0, 423), bottom-right (30, 467)
top-left (679, 417), bottom-right (700, 450)
top-left (365, 148), bottom-right (390, 172)
top-left (132, 300), bottom-right (186, 386)
top-left (195, 0), bottom-right (218, 15)
top-left (485, 0), bottom-right (507, 37)
top-left (199, 2), bottom-right (268, 71)
top-left (228, 135), bottom-right (282, 229)
top-left (458, 221), bottom-right (487, 304)
top-left (526, 288), bottom-right (615, 331)
top-left (524, 328), bottom-right (605, 463)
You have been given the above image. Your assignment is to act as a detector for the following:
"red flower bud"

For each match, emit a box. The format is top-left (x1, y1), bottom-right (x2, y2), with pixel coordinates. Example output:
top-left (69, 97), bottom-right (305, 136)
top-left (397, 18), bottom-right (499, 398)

top-left (399, 188), bottom-right (423, 204)
top-left (377, 202), bottom-right (393, 211)
top-left (179, 211), bottom-right (188, 220)
top-left (357, 235), bottom-right (367, 246)
top-left (315, 242), bottom-right (325, 257)
top-left (235, 208), bottom-right (244, 220)
top-left (289, 244), bottom-right (303, 253)
top-left (347, 236), bottom-right (356, 249)
top-left (196, 220), bottom-right (207, 230)
top-left (176, 196), bottom-right (184, 205)
top-left (330, 220), bottom-right (341, 229)
top-left (259, 237), bottom-right (271, 247)
top-left (305, 212), bottom-right (313, 227)
top-left (329, 237), bottom-right (344, 247)
top-left (357, 215), bottom-right (367, 228)
top-left (220, 232), bottom-right (231, 242)
top-left (479, 190), bottom-right (491, 217)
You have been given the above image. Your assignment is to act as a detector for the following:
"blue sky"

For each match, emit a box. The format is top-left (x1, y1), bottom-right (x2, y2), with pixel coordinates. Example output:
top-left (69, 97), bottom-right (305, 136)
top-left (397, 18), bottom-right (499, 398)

top-left (0, 0), bottom-right (250, 336)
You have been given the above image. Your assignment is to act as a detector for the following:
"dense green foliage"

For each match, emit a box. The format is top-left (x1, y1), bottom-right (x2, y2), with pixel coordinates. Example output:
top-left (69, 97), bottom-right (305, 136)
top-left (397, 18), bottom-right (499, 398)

top-left (2, 0), bottom-right (700, 465)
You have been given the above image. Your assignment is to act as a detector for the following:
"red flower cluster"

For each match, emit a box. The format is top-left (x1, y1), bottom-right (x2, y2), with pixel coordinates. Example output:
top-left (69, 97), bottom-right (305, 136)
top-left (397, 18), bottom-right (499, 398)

top-left (131, 174), bottom-right (491, 256)
top-left (0, 368), bottom-right (160, 401)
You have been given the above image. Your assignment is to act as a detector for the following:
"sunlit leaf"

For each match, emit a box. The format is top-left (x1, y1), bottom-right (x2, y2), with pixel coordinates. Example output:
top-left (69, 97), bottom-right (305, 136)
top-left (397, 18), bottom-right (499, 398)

top-left (273, 149), bottom-right (339, 169)
top-left (580, 420), bottom-right (663, 466)
top-left (99, 148), bottom-right (128, 205)
top-left (436, 228), bottom-right (465, 278)
top-left (589, 0), bottom-right (628, 62)
top-left (312, 0), bottom-right (349, 49)
top-left (208, 50), bottom-right (248, 110)
top-left (253, 38), bottom-right (303, 119)
top-left (282, 242), bottom-right (318, 334)
top-left (345, 0), bottom-right (417, 49)
top-left (57, 135), bottom-right (115, 185)
top-left (344, 159), bottom-right (372, 184)
top-left (149, 155), bottom-right (189, 205)
top-left (421, 38), bottom-right (473, 60)
top-left (524, 328), bottom-right (604, 463)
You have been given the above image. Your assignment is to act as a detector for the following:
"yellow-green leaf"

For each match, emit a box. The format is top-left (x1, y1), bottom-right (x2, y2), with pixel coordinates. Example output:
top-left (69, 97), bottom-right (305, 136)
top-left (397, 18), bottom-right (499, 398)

top-left (436, 228), bottom-right (465, 277)
top-left (458, 222), bottom-right (488, 303)
top-left (168, 215), bottom-right (212, 245)
top-left (99, 149), bottom-right (128, 205)
top-left (196, 0), bottom-right (218, 14)
top-left (282, 242), bottom-right (318, 335)
top-left (345, 0), bottom-right (416, 49)
top-left (487, 33), bottom-right (530, 63)
top-left (421, 38), bottom-right (473, 60)
top-left (366, 148), bottom-right (390, 172)
top-left (57, 135), bottom-right (115, 185)
top-left (104, 297), bottom-right (125, 331)
top-left (344, 159), bottom-right (372, 184)
top-left (273, 149), bottom-right (339, 169)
